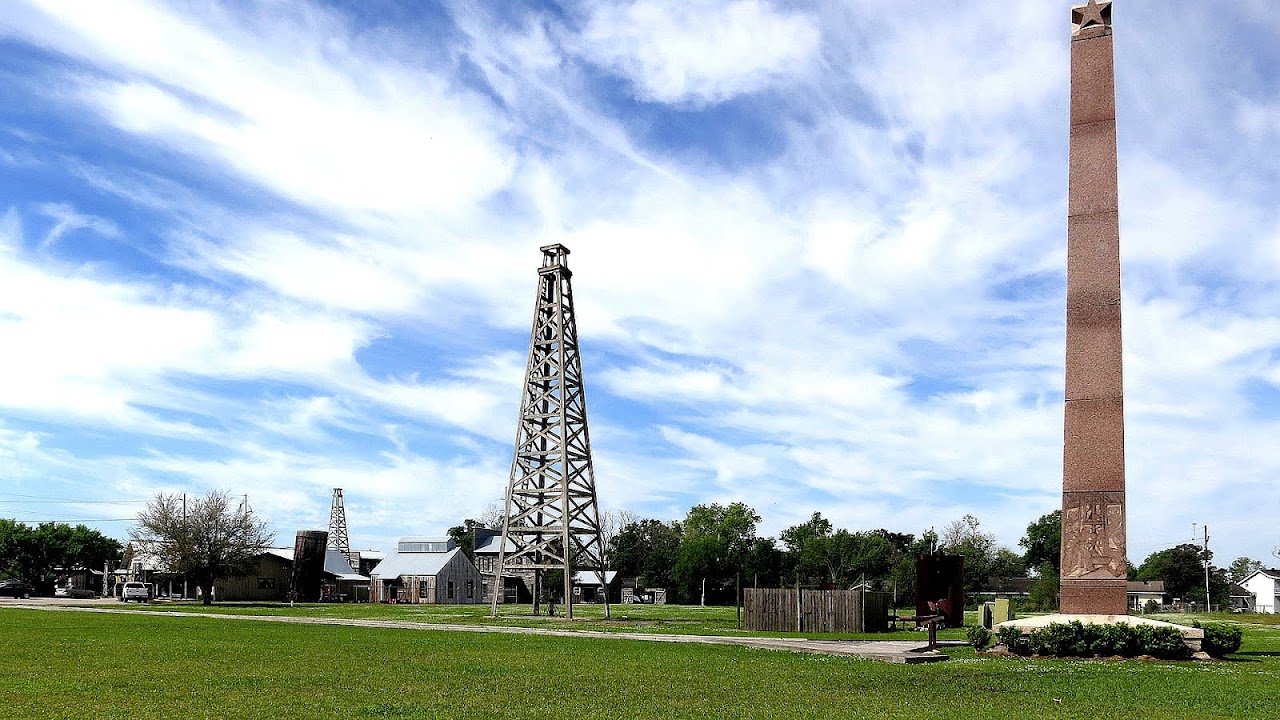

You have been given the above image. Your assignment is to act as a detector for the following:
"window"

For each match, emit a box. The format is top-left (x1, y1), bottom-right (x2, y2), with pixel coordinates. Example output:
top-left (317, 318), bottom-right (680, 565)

top-left (447, 580), bottom-right (455, 599)
top-left (399, 541), bottom-right (450, 553)
top-left (257, 578), bottom-right (275, 590)
top-left (466, 580), bottom-right (474, 599)
top-left (419, 580), bottom-right (429, 598)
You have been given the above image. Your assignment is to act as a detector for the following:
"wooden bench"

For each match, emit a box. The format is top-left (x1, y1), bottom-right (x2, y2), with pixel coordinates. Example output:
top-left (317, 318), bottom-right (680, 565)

top-left (891, 614), bottom-right (945, 649)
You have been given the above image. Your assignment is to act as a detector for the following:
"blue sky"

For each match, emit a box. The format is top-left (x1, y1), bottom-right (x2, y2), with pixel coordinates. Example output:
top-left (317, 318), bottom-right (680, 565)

top-left (1, 0), bottom-right (1278, 568)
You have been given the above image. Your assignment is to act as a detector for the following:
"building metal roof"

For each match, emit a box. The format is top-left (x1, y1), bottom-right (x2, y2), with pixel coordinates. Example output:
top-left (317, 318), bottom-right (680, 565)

top-left (369, 547), bottom-right (466, 580)
top-left (264, 547), bottom-right (295, 562)
top-left (323, 549), bottom-right (367, 582)
top-left (572, 570), bottom-right (618, 586)
top-left (473, 534), bottom-right (518, 554)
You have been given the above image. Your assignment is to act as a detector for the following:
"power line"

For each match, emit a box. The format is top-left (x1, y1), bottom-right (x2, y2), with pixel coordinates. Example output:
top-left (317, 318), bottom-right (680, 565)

top-left (6, 517), bottom-right (135, 523)
top-left (0, 500), bottom-right (144, 505)
top-left (0, 493), bottom-right (147, 504)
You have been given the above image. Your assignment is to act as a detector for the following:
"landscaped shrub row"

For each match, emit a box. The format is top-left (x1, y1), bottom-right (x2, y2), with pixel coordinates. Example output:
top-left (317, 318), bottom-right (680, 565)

top-left (983, 621), bottom-right (1242, 659)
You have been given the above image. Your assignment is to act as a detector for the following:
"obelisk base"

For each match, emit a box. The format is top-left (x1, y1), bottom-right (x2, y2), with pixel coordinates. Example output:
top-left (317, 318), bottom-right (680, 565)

top-left (1060, 579), bottom-right (1127, 615)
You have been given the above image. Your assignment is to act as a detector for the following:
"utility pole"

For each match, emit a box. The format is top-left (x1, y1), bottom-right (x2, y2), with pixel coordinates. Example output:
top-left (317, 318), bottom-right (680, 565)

top-left (1203, 524), bottom-right (1211, 612)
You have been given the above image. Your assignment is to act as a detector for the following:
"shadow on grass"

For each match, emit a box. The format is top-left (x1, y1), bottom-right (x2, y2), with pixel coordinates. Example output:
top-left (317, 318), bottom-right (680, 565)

top-left (1227, 652), bottom-right (1278, 661)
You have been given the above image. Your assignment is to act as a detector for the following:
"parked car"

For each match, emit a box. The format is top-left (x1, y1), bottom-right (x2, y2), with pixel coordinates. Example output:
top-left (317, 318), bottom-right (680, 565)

top-left (120, 581), bottom-right (151, 603)
top-left (54, 585), bottom-right (70, 597)
top-left (0, 580), bottom-right (34, 599)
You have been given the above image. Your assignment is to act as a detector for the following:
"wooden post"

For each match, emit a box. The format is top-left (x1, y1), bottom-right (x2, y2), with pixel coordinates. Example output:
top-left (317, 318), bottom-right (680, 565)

top-left (795, 578), bottom-right (802, 633)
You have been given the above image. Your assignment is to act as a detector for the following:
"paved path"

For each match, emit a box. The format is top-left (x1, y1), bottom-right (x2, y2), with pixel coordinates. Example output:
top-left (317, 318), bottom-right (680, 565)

top-left (4, 601), bottom-right (953, 664)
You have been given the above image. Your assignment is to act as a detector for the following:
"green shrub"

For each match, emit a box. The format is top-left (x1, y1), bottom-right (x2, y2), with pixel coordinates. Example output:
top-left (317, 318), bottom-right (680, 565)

top-left (996, 625), bottom-right (1028, 655)
top-left (1028, 621), bottom-right (1087, 656)
top-left (966, 625), bottom-right (992, 651)
top-left (1200, 623), bottom-right (1243, 658)
top-left (1142, 599), bottom-right (1159, 614)
top-left (1089, 622), bottom-right (1138, 657)
top-left (1134, 625), bottom-right (1191, 660)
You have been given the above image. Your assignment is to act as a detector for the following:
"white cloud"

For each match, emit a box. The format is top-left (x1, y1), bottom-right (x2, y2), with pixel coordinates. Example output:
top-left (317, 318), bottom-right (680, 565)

top-left (578, 0), bottom-right (821, 106)
top-left (1, 1), bottom-right (1278, 566)
top-left (11, 0), bottom-right (515, 220)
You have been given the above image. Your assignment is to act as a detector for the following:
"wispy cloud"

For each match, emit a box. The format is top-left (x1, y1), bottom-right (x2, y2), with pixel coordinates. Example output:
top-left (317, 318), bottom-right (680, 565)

top-left (577, 0), bottom-right (822, 106)
top-left (0, 0), bottom-right (1277, 564)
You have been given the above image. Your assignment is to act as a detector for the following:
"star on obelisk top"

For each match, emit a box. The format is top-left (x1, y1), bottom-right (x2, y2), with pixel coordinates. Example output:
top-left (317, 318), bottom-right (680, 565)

top-left (1071, 0), bottom-right (1112, 35)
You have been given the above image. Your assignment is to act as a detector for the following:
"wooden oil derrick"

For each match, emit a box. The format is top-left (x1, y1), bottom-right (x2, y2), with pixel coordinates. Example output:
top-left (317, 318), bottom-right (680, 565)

top-left (327, 488), bottom-right (356, 571)
top-left (491, 244), bottom-right (610, 619)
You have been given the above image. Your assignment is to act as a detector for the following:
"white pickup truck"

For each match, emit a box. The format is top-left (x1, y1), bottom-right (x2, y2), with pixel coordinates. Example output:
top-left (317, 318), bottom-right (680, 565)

top-left (120, 582), bottom-right (151, 603)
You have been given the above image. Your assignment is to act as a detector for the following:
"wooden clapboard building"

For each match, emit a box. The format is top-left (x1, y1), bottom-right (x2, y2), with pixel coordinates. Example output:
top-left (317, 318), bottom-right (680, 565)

top-left (368, 537), bottom-right (483, 604)
top-left (473, 529), bottom-right (534, 604)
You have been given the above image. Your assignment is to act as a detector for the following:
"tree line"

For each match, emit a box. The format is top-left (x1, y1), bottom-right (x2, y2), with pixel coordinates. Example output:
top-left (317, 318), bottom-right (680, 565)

top-left (602, 503), bottom-right (1039, 606)
top-left (544, 504), bottom-right (1270, 610)
top-left (0, 519), bottom-right (121, 593)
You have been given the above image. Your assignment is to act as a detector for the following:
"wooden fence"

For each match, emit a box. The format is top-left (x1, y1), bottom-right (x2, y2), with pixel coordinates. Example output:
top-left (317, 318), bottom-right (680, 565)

top-left (743, 589), bottom-right (890, 633)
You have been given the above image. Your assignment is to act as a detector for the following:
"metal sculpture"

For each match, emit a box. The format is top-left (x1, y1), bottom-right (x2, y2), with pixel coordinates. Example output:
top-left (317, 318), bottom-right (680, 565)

top-left (491, 244), bottom-right (610, 619)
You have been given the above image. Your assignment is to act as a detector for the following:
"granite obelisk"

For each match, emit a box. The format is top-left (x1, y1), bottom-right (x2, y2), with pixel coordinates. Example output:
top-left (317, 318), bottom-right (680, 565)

top-left (1060, 0), bottom-right (1128, 615)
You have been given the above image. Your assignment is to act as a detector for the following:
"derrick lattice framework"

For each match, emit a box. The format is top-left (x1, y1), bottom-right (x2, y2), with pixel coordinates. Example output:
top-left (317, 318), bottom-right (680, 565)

top-left (327, 488), bottom-right (356, 570)
top-left (492, 244), bottom-right (609, 619)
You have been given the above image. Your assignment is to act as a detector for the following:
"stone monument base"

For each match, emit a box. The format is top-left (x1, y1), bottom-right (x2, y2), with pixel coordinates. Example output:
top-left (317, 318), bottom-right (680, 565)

top-left (995, 613), bottom-right (1205, 654)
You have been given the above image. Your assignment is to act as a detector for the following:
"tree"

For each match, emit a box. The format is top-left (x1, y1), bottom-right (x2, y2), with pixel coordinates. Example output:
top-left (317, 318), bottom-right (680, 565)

top-left (447, 519), bottom-right (486, 560)
top-left (476, 500), bottom-right (505, 530)
top-left (1019, 510), bottom-right (1061, 574)
top-left (939, 514), bottom-right (1025, 596)
top-left (598, 508), bottom-right (639, 567)
top-left (989, 547), bottom-right (1029, 580)
top-left (1028, 562), bottom-right (1060, 612)
top-left (1137, 544), bottom-right (1208, 602)
top-left (779, 514), bottom-right (906, 589)
top-left (0, 519), bottom-right (121, 592)
top-left (879, 529), bottom-right (921, 608)
top-left (131, 491), bottom-right (274, 605)
top-left (673, 502), bottom-right (760, 603)
top-left (779, 512), bottom-right (833, 584)
top-left (741, 536), bottom-right (784, 588)
top-left (1228, 557), bottom-right (1263, 583)
top-left (607, 518), bottom-right (682, 590)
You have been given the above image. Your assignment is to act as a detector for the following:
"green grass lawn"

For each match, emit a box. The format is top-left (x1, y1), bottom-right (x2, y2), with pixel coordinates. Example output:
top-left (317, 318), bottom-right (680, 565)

top-left (4, 607), bottom-right (1279, 719)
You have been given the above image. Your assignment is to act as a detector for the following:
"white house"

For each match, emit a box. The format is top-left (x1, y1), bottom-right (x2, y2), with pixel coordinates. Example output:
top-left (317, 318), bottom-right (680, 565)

top-left (1240, 568), bottom-right (1280, 614)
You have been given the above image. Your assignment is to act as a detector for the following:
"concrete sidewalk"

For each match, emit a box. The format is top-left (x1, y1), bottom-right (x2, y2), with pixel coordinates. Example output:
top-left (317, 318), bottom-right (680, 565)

top-left (5, 602), bottom-right (953, 664)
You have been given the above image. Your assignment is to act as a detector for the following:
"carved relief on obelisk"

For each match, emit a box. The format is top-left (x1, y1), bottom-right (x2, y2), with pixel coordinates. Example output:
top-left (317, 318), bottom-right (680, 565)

top-left (1061, 491), bottom-right (1126, 580)
top-left (1060, 0), bottom-right (1128, 616)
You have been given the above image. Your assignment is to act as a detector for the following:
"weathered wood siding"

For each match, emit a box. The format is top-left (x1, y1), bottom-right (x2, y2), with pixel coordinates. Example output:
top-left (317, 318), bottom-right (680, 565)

top-left (433, 551), bottom-right (484, 604)
top-left (743, 589), bottom-right (889, 633)
top-left (213, 555), bottom-right (292, 602)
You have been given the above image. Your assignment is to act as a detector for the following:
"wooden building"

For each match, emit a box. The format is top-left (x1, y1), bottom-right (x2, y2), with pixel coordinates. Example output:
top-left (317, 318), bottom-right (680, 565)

top-left (473, 530), bottom-right (534, 604)
top-left (213, 548), bottom-right (293, 602)
top-left (369, 537), bottom-right (484, 604)
top-left (572, 570), bottom-right (621, 604)
top-left (322, 549), bottom-right (371, 602)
